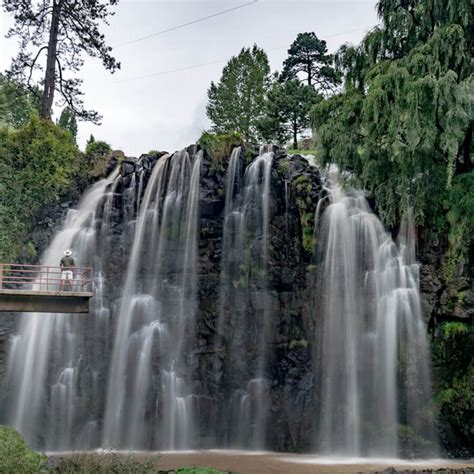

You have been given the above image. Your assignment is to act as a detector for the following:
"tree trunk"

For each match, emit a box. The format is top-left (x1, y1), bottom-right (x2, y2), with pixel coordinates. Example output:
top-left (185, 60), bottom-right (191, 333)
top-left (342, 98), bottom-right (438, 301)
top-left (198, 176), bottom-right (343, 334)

top-left (307, 62), bottom-right (312, 86)
top-left (293, 122), bottom-right (298, 150)
top-left (41, 0), bottom-right (62, 120)
top-left (457, 124), bottom-right (473, 174)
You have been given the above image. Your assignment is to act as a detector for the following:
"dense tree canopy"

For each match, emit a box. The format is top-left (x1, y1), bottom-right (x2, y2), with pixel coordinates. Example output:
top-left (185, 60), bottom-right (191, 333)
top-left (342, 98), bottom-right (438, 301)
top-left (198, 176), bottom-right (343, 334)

top-left (57, 107), bottom-right (78, 141)
top-left (206, 45), bottom-right (270, 141)
top-left (311, 0), bottom-right (473, 265)
top-left (3, 0), bottom-right (120, 122)
top-left (258, 79), bottom-right (320, 148)
top-left (282, 32), bottom-right (339, 91)
top-left (0, 74), bottom-right (40, 128)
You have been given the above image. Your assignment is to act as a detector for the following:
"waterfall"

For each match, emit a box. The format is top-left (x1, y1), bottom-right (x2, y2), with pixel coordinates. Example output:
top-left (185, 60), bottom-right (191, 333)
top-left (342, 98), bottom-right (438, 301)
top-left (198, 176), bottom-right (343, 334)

top-left (0, 143), bottom-right (439, 457)
top-left (2, 169), bottom-right (120, 449)
top-left (314, 173), bottom-right (436, 457)
top-left (103, 150), bottom-right (202, 449)
top-left (218, 147), bottom-right (273, 448)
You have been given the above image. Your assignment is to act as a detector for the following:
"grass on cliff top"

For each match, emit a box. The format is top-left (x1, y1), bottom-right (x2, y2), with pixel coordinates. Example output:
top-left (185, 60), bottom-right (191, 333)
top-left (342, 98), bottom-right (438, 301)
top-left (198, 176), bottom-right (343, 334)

top-left (287, 148), bottom-right (318, 156)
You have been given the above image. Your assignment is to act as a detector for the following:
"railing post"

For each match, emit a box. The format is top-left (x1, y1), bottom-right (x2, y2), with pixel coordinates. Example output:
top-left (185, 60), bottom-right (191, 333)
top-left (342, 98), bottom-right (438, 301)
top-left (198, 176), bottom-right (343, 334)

top-left (0, 265), bottom-right (3, 289)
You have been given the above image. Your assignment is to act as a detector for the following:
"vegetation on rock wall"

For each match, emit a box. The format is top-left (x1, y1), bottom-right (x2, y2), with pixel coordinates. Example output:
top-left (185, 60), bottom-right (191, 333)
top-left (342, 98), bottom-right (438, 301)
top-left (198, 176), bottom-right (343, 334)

top-left (0, 426), bottom-right (46, 473)
top-left (197, 131), bottom-right (244, 164)
top-left (431, 321), bottom-right (474, 456)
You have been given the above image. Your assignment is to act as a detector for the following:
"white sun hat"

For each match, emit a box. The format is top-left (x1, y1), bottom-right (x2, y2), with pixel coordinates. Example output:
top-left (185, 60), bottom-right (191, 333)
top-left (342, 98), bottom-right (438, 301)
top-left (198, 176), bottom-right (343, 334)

top-left (64, 249), bottom-right (72, 256)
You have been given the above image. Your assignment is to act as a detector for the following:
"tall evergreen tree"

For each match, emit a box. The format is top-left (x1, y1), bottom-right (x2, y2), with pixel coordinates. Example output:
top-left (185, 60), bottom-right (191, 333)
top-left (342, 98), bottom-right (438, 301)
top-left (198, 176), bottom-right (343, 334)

top-left (258, 79), bottom-right (320, 149)
top-left (57, 107), bottom-right (78, 141)
top-left (3, 0), bottom-right (120, 122)
top-left (206, 45), bottom-right (270, 141)
top-left (282, 32), bottom-right (339, 91)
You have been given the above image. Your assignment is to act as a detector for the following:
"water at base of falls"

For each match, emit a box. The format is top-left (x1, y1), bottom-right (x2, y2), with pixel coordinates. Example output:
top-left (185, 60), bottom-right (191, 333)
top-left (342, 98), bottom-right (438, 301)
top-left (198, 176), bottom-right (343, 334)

top-left (314, 174), bottom-right (436, 457)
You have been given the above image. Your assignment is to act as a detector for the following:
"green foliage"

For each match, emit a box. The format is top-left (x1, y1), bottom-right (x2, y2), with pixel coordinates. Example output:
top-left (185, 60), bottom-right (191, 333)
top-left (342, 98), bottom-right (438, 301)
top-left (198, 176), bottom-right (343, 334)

top-left (282, 32), bottom-right (340, 91)
top-left (197, 131), bottom-right (244, 164)
top-left (289, 339), bottom-right (308, 350)
top-left (442, 321), bottom-right (470, 338)
top-left (0, 115), bottom-right (80, 261)
top-left (84, 136), bottom-right (112, 179)
top-left (258, 79), bottom-right (321, 149)
top-left (206, 45), bottom-right (270, 141)
top-left (292, 175), bottom-right (316, 253)
top-left (52, 453), bottom-right (228, 474)
top-left (431, 321), bottom-right (474, 450)
top-left (444, 171), bottom-right (474, 281)
top-left (0, 425), bottom-right (46, 473)
top-left (311, 0), bottom-right (473, 271)
top-left (397, 424), bottom-right (436, 458)
top-left (176, 469), bottom-right (227, 474)
top-left (58, 107), bottom-right (78, 141)
top-left (52, 452), bottom-right (159, 473)
top-left (0, 74), bottom-right (40, 128)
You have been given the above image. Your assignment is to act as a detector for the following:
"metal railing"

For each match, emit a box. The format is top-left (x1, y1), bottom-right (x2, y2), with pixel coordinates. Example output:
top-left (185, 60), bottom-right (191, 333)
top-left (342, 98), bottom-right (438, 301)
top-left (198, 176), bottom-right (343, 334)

top-left (0, 263), bottom-right (93, 294)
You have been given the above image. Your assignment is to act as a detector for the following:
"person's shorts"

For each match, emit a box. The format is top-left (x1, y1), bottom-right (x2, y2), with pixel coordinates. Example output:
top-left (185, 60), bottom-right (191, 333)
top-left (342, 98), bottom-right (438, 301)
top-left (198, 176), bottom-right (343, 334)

top-left (61, 270), bottom-right (73, 280)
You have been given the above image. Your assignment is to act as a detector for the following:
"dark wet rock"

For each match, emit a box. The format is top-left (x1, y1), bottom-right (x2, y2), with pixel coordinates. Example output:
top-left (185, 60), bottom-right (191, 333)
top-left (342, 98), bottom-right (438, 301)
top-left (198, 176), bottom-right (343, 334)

top-left (120, 159), bottom-right (136, 176)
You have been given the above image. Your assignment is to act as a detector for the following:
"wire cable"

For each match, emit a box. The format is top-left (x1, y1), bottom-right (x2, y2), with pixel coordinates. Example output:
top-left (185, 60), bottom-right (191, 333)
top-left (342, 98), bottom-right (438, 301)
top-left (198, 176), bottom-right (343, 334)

top-left (114, 0), bottom-right (258, 48)
top-left (111, 25), bottom-right (373, 84)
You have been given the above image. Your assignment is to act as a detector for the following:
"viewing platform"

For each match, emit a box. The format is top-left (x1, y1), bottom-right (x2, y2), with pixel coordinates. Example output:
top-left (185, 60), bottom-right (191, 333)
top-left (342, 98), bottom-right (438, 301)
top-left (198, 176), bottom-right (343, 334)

top-left (0, 263), bottom-right (93, 313)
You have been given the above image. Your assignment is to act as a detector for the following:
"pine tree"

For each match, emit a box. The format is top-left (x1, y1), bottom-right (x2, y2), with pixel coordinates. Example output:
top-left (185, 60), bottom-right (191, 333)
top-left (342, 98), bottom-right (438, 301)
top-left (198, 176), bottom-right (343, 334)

top-left (3, 0), bottom-right (120, 122)
top-left (282, 32), bottom-right (339, 91)
top-left (206, 45), bottom-right (270, 141)
top-left (57, 107), bottom-right (78, 141)
top-left (258, 79), bottom-right (320, 149)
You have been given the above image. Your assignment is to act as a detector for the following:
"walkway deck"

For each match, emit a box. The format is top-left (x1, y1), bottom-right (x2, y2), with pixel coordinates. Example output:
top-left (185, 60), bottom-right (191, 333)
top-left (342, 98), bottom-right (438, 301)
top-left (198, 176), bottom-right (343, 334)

top-left (0, 263), bottom-right (93, 313)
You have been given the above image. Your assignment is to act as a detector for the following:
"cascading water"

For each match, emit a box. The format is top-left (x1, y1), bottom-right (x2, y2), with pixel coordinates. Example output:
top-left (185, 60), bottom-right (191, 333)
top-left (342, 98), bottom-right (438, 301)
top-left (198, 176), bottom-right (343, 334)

top-left (314, 172), bottom-right (436, 457)
top-left (218, 147), bottom-right (273, 448)
top-left (0, 143), bottom-right (439, 457)
top-left (2, 169), bottom-right (121, 449)
top-left (103, 149), bottom-right (202, 449)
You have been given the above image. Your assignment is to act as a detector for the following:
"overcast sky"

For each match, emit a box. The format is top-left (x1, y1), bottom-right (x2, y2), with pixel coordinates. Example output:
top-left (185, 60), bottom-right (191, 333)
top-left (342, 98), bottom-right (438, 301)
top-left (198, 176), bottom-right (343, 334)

top-left (0, 0), bottom-right (378, 156)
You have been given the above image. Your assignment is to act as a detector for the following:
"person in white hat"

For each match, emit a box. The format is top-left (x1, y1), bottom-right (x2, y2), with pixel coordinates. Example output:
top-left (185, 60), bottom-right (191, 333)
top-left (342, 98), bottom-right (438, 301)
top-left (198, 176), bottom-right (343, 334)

top-left (60, 249), bottom-right (75, 291)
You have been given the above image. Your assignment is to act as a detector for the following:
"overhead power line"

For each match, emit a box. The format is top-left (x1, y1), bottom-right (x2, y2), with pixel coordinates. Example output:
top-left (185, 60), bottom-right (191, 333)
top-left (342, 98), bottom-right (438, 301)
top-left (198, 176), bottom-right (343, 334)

top-left (111, 26), bottom-right (372, 85)
top-left (114, 0), bottom-right (258, 48)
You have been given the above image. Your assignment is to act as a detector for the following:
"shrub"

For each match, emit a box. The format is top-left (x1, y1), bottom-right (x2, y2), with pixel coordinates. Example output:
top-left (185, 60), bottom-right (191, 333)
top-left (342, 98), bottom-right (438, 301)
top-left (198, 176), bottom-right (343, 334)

top-left (176, 469), bottom-right (227, 474)
top-left (52, 452), bottom-right (158, 473)
top-left (0, 425), bottom-right (46, 473)
top-left (197, 131), bottom-right (244, 164)
top-left (0, 115), bottom-right (79, 261)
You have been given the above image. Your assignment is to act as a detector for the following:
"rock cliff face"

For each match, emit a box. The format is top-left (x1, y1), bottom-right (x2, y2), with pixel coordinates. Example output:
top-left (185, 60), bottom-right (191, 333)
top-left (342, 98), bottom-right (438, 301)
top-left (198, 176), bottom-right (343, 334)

top-left (418, 232), bottom-right (474, 457)
top-left (0, 145), bottom-right (471, 456)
